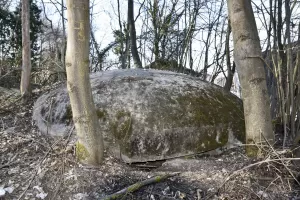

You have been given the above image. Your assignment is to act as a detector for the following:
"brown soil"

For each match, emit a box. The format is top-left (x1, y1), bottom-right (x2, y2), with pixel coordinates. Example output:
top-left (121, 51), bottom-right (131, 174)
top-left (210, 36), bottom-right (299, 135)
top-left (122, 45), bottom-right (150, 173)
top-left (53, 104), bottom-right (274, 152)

top-left (0, 87), bottom-right (300, 200)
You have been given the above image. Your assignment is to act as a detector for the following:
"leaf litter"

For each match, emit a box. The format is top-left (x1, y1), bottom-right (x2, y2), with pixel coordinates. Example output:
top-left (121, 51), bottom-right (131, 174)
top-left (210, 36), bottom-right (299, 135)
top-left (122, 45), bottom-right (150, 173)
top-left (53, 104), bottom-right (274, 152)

top-left (0, 86), bottom-right (299, 200)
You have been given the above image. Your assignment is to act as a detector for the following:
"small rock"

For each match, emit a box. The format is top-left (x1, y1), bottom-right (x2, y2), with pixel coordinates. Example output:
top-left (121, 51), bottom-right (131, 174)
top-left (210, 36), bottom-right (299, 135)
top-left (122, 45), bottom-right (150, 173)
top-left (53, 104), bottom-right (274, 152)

top-left (0, 187), bottom-right (6, 197)
top-left (8, 166), bottom-right (20, 175)
top-left (174, 191), bottom-right (186, 199)
top-left (33, 185), bottom-right (48, 199)
top-left (257, 191), bottom-right (268, 198)
top-left (36, 192), bottom-right (48, 199)
top-left (4, 186), bottom-right (14, 194)
top-left (74, 193), bottom-right (89, 200)
top-left (197, 189), bottom-right (205, 199)
top-left (162, 186), bottom-right (170, 195)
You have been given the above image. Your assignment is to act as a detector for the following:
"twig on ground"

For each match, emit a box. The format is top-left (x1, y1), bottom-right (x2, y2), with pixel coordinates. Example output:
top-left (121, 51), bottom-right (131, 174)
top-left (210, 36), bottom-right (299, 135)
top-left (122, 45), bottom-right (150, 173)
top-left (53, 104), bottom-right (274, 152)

top-left (17, 139), bottom-right (61, 200)
top-left (0, 69), bottom-right (21, 81)
top-left (0, 107), bottom-right (11, 114)
top-left (50, 166), bottom-right (63, 200)
top-left (211, 157), bottom-right (300, 199)
top-left (51, 125), bottom-right (74, 200)
top-left (264, 135), bottom-right (300, 185)
top-left (64, 124), bottom-right (75, 146)
top-left (0, 153), bottom-right (19, 169)
top-left (263, 175), bottom-right (280, 194)
top-left (101, 173), bottom-right (180, 200)
top-left (0, 160), bottom-right (20, 169)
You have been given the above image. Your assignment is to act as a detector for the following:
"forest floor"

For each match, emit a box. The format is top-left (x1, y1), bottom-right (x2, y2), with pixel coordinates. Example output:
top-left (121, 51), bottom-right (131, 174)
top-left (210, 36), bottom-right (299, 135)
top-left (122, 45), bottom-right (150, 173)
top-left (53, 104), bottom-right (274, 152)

top-left (0, 85), bottom-right (300, 200)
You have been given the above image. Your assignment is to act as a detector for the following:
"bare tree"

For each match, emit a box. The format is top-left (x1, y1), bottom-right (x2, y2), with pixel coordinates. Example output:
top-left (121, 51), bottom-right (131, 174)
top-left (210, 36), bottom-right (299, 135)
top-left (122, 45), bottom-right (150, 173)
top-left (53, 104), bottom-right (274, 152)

top-left (65, 0), bottom-right (104, 165)
top-left (143, 0), bottom-right (183, 64)
top-left (117, 0), bottom-right (126, 69)
top-left (180, 0), bottom-right (201, 72)
top-left (0, 0), bottom-right (13, 10)
top-left (254, 0), bottom-right (300, 145)
top-left (20, 0), bottom-right (32, 102)
top-left (227, 0), bottom-right (274, 156)
top-left (128, 0), bottom-right (142, 68)
top-left (60, 0), bottom-right (66, 69)
top-left (223, 21), bottom-right (235, 92)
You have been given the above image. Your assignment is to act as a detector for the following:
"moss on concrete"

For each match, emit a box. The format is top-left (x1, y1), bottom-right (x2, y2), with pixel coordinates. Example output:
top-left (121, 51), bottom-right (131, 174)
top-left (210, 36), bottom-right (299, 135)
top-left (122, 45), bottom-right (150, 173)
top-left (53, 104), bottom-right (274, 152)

top-left (71, 86), bottom-right (244, 160)
top-left (96, 109), bottom-right (107, 121)
top-left (109, 110), bottom-right (132, 141)
top-left (123, 87), bottom-right (245, 158)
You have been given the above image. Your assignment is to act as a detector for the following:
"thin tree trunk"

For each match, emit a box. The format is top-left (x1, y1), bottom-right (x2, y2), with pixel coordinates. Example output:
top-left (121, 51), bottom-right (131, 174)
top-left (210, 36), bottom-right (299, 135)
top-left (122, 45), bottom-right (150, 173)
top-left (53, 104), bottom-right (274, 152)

top-left (266, 0), bottom-right (278, 119)
top-left (227, 0), bottom-right (274, 156)
top-left (20, 0), bottom-right (31, 102)
top-left (285, 0), bottom-right (294, 141)
top-left (65, 0), bottom-right (104, 165)
top-left (117, 0), bottom-right (126, 69)
top-left (202, 31), bottom-right (211, 80)
top-left (275, 0), bottom-right (288, 146)
top-left (125, 21), bottom-right (131, 69)
top-left (224, 22), bottom-right (234, 92)
top-left (152, 0), bottom-right (159, 61)
top-left (128, 0), bottom-right (142, 68)
top-left (61, 0), bottom-right (66, 70)
top-left (294, 23), bottom-right (300, 142)
top-left (90, 30), bottom-right (102, 71)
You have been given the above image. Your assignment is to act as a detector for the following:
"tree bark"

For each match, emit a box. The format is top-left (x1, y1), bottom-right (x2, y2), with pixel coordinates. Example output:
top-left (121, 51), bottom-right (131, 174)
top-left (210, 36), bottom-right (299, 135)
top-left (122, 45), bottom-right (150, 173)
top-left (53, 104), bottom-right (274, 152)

top-left (20, 0), bottom-right (31, 102)
top-left (61, 0), bottom-right (66, 69)
top-left (152, 0), bottom-right (159, 60)
top-left (128, 0), bottom-right (142, 68)
top-left (65, 0), bottom-right (104, 165)
top-left (117, 0), bottom-right (126, 69)
top-left (285, 0), bottom-right (293, 143)
top-left (227, 0), bottom-right (274, 156)
top-left (224, 22), bottom-right (235, 92)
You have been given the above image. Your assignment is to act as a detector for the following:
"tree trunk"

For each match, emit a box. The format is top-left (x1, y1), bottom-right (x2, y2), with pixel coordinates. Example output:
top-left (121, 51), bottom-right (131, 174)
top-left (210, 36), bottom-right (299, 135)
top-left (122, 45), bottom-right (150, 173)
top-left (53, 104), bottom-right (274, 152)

top-left (294, 23), bottom-right (300, 142)
top-left (202, 28), bottom-right (212, 81)
top-left (227, 0), bottom-right (274, 156)
top-left (150, 0), bottom-right (160, 61)
top-left (224, 22), bottom-right (235, 92)
top-left (20, 0), bottom-right (31, 102)
top-left (128, 0), bottom-right (142, 68)
top-left (61, 0), bottom-right (66, 70)
top-left (65, 0), bottom-right (104, 165)
top-left (117, 0), bottom-right (126, 69)
top-left (284, 0), bottom-right (293, 143)
top-left (125, 21), bottom-right (131, 69)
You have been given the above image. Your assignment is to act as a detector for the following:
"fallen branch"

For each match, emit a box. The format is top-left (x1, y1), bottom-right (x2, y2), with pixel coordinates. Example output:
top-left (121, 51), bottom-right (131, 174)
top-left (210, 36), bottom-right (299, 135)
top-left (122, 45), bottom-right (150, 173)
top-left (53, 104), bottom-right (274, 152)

top-left (101, 173), bottom-right (180, 200)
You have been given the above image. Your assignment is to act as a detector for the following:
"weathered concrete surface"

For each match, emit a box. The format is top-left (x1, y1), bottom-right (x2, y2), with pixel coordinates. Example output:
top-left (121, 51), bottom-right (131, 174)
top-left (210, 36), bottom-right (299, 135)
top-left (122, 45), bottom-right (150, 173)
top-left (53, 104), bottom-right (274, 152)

top-left (33, 69), bottom-right (245, 162)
